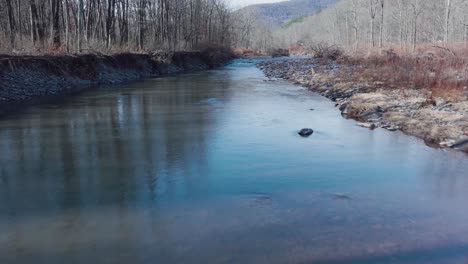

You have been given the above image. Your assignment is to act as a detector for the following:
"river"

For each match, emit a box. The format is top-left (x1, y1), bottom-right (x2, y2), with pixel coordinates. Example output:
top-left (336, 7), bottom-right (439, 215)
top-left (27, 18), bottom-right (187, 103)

top-left (1, 59), bottom-right (468, 264)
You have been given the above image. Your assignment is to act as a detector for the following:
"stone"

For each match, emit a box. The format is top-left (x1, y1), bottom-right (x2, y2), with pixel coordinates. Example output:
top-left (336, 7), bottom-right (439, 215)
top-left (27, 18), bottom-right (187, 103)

top-left (357, 122), bottom-right (377, 130)
top-left (339, 103), bottom-right (347, 112)
top-left (451, 138), bottom-right (468, 151)
top-left (440, 140), bottom-right (456, 148)
top-left (298, 128), bottom-right (314, 137)
top-left (331, 193), bottom-right (352, 200)
top-left (434, 97), bottom-right (447, 106)
top-left (382, 124), bottom-right (399, 131)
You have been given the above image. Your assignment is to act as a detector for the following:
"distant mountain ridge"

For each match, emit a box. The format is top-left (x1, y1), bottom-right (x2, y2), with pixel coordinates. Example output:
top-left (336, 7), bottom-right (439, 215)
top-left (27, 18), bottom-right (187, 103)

top-left (239, 0), bottom-right (339, 26)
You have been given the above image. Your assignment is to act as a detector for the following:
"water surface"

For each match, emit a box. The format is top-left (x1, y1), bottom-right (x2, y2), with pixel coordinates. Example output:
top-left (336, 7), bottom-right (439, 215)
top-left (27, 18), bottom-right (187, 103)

top-left (1, 59), bottom-right (468, 264)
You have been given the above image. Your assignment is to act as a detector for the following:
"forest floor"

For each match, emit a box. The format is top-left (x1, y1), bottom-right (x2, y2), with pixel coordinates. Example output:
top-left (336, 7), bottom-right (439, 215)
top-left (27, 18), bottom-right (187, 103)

top-left (0, 47), bottom-right (233, 115)
top-left (257, 54), bottom-right (468, 153)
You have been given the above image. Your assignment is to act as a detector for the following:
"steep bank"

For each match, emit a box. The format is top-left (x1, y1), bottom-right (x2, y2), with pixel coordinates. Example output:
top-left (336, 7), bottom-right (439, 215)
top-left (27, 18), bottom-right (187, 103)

top-left (0, 48), bottom-right (233, 114)
top-left (258, 58), bottom-right (468, 153)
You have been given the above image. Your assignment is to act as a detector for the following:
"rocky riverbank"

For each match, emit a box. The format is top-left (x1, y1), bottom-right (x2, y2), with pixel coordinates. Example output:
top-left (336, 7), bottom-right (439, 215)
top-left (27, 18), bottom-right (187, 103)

top-left (0, 47), bottom-right (233, 114)
top-left (258, 58), bottom-right (468, 153)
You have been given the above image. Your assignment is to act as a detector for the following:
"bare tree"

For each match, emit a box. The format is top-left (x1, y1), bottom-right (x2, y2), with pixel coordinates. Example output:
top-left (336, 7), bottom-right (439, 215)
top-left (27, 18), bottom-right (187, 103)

top-left (6, 0), bottom-right (16, 48)
top-left (0, 0), bottom-right (233, 53)
top-left (379, 0), bottom-right (384, 48)
top-left (77, 0), bottom-right (84, 51)
top-left (51, 0), bottom-right (60, 47)
top-left (409, 0), bottom-right (424, 51)
top-left (368, 0), bottom-right (379, 47)
top-left (269, 0), bottom-right (465, 53)
top-left (445, 0), bottom-right (452, 43)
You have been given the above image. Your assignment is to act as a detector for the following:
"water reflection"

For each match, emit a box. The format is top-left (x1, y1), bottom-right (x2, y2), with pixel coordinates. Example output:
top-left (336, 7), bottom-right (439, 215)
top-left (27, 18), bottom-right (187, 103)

top-left (0, 72), bottom-right (232, 217)
top-left (1, 60), bottom-right (468, 263)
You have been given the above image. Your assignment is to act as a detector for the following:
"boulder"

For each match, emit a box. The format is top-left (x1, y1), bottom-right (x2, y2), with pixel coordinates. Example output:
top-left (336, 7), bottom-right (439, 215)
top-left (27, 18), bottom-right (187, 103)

top-left (298, 128), bottom-right (314, 137)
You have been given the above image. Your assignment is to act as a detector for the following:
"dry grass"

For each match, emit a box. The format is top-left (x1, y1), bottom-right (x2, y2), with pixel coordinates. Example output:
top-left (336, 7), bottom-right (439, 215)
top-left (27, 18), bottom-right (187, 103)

top-left (334, 45), bottom-right (468, 100)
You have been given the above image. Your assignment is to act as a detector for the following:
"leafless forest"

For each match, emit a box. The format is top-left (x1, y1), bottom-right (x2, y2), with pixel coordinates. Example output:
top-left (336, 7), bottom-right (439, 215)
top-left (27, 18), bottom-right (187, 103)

top-left (234, 0), bottom-right (468, 53)
top-left (0, 0), bottom-right (232, 53)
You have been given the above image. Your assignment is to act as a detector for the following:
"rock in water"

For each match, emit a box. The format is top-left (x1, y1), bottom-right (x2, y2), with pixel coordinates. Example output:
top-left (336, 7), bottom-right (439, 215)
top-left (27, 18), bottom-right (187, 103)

top-left (357, 122), bottom-right (377, 130)
top-left (451, 138), bottom-right (468, 152)
top-left (299, 128), bottom-right (314, 137)
top-left (331, 193), bottom-right (352, 200)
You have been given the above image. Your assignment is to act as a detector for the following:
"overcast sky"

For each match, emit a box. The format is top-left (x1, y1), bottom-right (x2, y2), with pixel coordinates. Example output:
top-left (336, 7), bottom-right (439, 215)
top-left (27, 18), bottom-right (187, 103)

top-left (229, 0), bottom-right (285, 8)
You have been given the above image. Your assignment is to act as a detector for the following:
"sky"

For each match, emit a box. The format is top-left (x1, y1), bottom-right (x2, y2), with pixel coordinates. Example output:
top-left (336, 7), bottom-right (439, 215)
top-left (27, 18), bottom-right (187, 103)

top-left (229, 0), bottom-right (285, 8)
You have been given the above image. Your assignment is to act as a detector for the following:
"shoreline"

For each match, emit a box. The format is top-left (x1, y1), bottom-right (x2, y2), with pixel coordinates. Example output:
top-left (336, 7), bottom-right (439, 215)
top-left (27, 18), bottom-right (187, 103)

top-left (0, 48), bottom-right (233, 115)
top-left (257, 58), bottom-right (468, 154)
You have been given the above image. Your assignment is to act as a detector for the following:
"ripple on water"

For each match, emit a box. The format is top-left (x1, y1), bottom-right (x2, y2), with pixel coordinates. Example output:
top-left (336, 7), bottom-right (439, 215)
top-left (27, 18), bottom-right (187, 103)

top-left (0, 59), bottom-right (468, 264)
top-left (197, 98), bottom-right (224, 107)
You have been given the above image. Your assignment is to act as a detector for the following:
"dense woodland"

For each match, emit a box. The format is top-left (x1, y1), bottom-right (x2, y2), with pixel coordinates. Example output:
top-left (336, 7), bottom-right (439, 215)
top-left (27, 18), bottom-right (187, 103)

top-left (235, 0), bottom-right (468, 53)
top-left (0, 0), bottom-right (232, 53)
top-left (3, 0), bottom-right (468, 54)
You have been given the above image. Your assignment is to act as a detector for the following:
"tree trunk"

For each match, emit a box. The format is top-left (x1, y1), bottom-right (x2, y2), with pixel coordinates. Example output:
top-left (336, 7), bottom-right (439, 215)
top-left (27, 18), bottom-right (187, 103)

top-left (29, 0), bottom-right (44, 47)
top-left (17, 0), bottom-right (23, 46)
top-left (6, 0), bottom-right (16, 49)
top-left (64, 0), bottom-right (70, 52)
top-left (51, 0), bottom-right (61, 47)
top-left (444, 0), bottom-right (451, 44)
top-left (78, 0), bottom-right (84, 51)
top-left (379, 0), bottom-right (384, 48)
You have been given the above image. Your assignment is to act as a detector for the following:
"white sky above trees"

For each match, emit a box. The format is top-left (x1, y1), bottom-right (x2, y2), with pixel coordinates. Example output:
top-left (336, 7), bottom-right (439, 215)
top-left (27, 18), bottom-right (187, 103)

top-left (229, 0), bottom-right (285, 8)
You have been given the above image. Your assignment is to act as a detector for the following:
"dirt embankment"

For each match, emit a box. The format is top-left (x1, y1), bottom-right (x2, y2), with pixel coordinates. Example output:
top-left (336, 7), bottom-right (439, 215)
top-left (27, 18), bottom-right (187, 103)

top-left (0, 47), bottom-right (233, 113)
top-left (258, 58), bottom-right (468, 153)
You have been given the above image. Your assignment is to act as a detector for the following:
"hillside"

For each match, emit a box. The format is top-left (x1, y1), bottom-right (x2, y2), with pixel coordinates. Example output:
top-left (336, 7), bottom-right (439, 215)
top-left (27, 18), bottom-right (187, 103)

top-left (238, 0), bottom-right (339, 27)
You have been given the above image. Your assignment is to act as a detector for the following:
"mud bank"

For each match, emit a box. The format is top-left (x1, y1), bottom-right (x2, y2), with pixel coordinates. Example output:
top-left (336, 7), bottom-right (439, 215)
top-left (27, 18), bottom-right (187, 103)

top-left (0, 48), bottom-right (233, 114)
top-left (258, 58), bottom-right (468, 153)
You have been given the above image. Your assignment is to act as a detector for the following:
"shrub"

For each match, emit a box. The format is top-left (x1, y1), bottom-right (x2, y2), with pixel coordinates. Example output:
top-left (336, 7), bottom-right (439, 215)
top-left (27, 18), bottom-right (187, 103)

top-left (309, 43), bottom-right (344, 60)
top-left (335, 46), bottom-right (468, 99)
top-left (269, 48), bottom-right (290, 57)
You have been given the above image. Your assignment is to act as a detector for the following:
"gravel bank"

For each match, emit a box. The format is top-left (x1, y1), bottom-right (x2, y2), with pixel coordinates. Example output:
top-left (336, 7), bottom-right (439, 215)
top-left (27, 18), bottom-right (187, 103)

top-left (258, 58), bottom-right (468, 153)
top-left (0, 49), bottom-right (233, 114)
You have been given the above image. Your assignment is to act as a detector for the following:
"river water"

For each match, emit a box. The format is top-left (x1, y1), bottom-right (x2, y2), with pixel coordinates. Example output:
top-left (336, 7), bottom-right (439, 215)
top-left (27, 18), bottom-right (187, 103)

top-left (1, 59), bottom-right (468, 264)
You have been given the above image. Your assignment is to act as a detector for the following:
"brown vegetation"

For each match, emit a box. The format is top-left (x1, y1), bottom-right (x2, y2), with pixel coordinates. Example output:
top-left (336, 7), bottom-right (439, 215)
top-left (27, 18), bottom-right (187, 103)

top-left (269, 48), bottom-right (290, 57)
top-left (336, 46), bottom-right (468, 100)
top-left (232, 48), bottom-right (265, 57)
top-left (309, 43), bottom-right (344, 60)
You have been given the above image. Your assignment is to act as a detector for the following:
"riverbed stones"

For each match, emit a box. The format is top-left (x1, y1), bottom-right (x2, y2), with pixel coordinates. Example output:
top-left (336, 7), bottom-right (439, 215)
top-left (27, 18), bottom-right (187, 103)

top-left (256, 58), bottom-right (468, 153)
top-left (298, 128), bottom-right (314, 137)
top-left (0, 50), bottom-right (233, 112)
